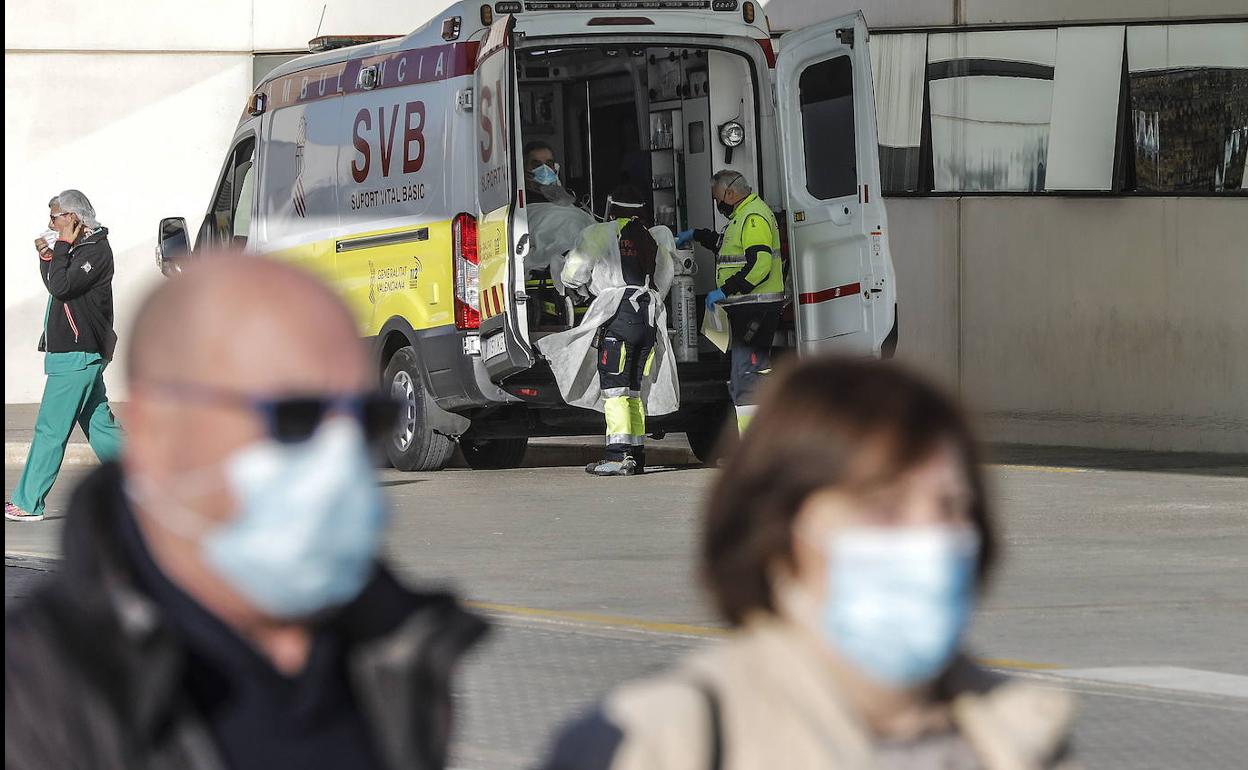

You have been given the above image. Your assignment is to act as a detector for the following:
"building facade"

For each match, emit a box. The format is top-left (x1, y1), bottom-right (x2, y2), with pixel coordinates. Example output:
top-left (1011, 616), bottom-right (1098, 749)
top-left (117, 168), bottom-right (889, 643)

top-left (5, 1), bottom-right (1245, 451)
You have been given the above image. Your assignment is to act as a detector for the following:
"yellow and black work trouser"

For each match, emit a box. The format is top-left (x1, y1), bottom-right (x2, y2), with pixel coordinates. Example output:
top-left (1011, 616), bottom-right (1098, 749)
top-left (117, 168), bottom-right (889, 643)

top-left (597, 291), bottom-right (657, 464)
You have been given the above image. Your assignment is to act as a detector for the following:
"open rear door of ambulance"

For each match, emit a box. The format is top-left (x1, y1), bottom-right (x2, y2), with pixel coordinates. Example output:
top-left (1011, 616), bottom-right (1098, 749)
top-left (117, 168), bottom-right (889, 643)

top-left (775, 12), bottom-right (896, 357)
top-left (475, 14), bottom-right (534, 379)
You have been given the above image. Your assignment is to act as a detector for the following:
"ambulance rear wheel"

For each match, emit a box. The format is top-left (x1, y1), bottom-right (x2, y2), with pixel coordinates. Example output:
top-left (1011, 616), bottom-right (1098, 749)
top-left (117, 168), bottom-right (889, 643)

top-left (459, 437), bottom-right (529, 470)
top-left (384, 347), bottom-right (455, 472)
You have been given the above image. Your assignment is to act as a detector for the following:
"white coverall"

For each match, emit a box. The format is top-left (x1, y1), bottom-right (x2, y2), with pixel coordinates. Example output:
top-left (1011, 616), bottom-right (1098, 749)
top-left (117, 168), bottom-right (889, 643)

top-left (536, 221), bottom-right (680, 422)
top-left (524, 201), bottom-right (597, 280)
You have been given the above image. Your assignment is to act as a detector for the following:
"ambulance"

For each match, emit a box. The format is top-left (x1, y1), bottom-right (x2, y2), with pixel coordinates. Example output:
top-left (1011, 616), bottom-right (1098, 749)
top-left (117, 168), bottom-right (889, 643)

top-left (155, 1), bottom-right (898, 472)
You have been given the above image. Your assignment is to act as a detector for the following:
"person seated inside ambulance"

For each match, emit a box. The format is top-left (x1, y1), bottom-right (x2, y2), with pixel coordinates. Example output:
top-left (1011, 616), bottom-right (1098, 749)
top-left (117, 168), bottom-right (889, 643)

top-left (523, 141), bottom-right (595, 326)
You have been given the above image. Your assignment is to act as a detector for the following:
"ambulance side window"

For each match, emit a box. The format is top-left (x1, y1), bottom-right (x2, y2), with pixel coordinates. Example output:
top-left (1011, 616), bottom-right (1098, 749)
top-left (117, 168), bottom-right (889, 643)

top-left (198, 136), bottom-right (256, 251)
top-left (233, 161), bottom-right (256, 243)
top-left (798, 56), bottom-right (856, 200)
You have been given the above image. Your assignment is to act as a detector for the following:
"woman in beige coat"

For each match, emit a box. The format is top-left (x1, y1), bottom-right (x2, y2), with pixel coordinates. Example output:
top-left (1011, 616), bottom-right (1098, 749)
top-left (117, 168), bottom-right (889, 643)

top-left (539, 357), bottom-right (1077, 770)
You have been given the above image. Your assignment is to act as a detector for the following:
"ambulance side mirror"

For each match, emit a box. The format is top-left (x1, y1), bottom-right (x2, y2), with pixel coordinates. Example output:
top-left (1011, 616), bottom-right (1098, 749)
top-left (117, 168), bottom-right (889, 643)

top-left (156, 217), bottom-right (190, 277)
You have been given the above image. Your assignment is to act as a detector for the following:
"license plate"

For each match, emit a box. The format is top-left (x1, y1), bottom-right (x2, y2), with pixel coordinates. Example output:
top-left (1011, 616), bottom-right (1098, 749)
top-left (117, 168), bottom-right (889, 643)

top-left (483, 331), bottom-right (507, 360)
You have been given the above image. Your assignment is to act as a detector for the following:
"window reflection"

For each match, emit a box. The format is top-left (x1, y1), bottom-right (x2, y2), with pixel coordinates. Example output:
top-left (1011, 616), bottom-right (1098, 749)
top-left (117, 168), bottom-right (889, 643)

top-left (871, 33), bottom-right (926, 193)
top-left (1044, 26), bottom-right (1124, 191)
top-left (927, 30), bottom-right (1057, 192)
top-left (868, 22), bottom-right (1247, 195)
top-left (1126, 24), bottom-right (1248, 192)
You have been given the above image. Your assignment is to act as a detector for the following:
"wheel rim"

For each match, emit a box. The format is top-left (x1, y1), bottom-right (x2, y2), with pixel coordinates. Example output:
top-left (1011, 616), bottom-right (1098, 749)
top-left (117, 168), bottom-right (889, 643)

top-left (391, 370), bottom-right (418, 451)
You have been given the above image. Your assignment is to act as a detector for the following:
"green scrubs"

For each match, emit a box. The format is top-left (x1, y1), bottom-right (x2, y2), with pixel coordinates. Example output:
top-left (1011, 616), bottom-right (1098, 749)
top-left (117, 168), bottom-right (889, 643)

top-left (11, 315), bottom-right (123, 517)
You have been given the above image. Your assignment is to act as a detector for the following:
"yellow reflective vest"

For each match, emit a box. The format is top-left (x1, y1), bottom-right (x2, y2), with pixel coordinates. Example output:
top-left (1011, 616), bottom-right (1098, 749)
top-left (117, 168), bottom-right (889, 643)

top-left (714, 193), bottom-right (783, 302)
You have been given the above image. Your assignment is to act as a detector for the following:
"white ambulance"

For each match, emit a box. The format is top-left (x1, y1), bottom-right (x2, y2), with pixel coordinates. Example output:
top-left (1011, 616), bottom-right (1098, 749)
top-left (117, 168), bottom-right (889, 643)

top-left (155, 1), bottom-right (898, 471)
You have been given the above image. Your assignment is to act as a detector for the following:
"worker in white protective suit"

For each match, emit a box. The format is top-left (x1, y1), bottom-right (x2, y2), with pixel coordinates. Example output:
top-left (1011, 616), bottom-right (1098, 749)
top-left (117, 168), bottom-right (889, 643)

top-left (536, 191), bottom-right (679, 476)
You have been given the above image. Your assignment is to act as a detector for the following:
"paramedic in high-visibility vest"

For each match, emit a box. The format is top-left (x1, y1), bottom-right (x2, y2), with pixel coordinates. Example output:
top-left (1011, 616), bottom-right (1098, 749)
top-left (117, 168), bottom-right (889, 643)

top-left (677, 170), bottom-right (784, 433)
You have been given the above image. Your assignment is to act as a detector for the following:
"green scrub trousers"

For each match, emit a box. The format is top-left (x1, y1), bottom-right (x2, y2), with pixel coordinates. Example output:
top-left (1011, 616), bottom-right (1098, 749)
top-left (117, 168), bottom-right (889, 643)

top-left (11, 353), bottom-right (123, 516)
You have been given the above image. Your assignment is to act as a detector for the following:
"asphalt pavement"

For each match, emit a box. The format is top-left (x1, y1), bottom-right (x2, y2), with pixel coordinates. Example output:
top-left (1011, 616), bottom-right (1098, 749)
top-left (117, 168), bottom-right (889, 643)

top-left (6, 449), bottom-right (1248, 768)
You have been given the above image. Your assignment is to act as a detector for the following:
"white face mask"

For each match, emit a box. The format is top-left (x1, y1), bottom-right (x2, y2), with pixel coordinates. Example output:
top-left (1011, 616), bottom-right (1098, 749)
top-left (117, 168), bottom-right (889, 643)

top-left (818, 526), bottom-right (980, 687)
top-left (128, 418), bottom-right (388, 619)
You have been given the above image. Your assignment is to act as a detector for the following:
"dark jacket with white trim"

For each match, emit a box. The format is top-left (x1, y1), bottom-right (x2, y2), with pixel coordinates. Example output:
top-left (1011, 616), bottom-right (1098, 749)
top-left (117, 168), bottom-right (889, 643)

top-left (39, 226), bottom-right (117, 359)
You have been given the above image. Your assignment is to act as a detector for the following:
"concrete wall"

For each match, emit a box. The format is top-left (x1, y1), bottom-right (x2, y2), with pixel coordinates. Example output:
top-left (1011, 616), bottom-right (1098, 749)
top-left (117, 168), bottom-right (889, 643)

top-left (3, 1), bottom-right (449, 404)
top-left (889, 197), bottom-right (1248, 453)
top-left (3, 53), bottom-right (251, 403)
top-left (885, 198), bottom-right (962, 389)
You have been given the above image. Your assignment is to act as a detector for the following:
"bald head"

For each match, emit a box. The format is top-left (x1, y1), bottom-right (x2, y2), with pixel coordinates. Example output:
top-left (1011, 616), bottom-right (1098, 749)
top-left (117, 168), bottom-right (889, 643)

top-left (122, 254), bottom-right (371, 544)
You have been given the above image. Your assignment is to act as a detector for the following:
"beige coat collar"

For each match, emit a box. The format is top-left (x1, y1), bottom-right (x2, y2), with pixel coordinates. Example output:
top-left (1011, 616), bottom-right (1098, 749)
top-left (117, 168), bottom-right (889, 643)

top-left (684, 618), bottom-right (1075, 770)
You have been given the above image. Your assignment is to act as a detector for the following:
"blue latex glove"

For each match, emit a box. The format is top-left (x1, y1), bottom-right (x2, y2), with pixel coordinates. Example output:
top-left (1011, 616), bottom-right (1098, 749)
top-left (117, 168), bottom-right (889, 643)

top-left (675, 229), bottom-right (695, 248)
top-left (705, 288), bottom-right (726, 311)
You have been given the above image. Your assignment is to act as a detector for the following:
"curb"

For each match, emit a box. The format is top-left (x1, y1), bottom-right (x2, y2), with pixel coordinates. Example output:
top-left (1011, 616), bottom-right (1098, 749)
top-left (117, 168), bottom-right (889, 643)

top-left (5, 553), bottom-right (60, 571)
top-left (5, 441), bottom-right (701, 470)
top-left (6, 442), bottom-right (99, 468)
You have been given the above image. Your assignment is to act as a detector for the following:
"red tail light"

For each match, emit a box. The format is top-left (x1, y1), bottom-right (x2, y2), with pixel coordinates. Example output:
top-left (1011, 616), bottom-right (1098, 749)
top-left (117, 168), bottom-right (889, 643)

top-left (453, 213), bottom-right (480, 330)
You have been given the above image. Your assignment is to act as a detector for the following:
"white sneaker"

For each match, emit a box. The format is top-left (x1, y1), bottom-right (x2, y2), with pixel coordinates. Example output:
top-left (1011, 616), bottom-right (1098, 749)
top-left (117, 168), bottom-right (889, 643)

top-left (585, 458), bottom-right (639, 477)
top-left (5, 502), bottom-right (44, 522)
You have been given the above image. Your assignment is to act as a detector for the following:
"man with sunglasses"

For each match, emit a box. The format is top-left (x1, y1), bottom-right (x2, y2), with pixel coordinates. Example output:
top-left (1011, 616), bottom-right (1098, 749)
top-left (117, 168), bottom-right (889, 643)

top-left (676, 171), bottom-right (784, 434)
top-left (6, 190), bottom-right (123, 522)
top-left (6, 257), bottom-right (487, 770)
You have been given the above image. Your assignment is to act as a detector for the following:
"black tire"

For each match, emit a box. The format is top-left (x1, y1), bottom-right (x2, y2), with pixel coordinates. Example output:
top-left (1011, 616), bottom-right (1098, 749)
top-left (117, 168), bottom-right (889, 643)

top-left (383, 346), bottom-right (456, 472)
top-left (460, 437), bottom-right (529, 470)
top-left (686, 405), bottom-right (737, 466)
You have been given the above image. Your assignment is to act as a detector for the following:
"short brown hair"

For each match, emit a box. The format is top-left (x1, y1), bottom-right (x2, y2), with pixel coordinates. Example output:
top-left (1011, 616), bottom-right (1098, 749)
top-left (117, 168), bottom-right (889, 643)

top-left (701, 357), bottom-right (996, 626)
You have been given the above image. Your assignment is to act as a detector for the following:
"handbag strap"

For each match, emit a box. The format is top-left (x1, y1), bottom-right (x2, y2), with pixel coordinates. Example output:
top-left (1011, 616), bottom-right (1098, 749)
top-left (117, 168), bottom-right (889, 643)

top-left (694, 680), bottom-right (724, 770)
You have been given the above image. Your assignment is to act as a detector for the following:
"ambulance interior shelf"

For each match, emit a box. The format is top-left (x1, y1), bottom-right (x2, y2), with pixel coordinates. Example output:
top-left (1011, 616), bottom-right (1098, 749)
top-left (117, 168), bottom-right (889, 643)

top-left (649, 104), bottom-right (685, 230)
top-left (516, 44), bottom-right (729, 363)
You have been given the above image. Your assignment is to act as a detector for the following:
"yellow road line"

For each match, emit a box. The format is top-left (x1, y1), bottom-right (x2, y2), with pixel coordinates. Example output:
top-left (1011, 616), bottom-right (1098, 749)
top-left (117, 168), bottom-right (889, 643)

top-left (467, 600), bottom-right (1059, 670)
top-left (975, 657), bottom-right (1061, 671)
top-left (467, 601), bottom-right (728, 637)
top-left (988, 464), bottom-right (1089, 474)
top-left (6, 555), bottom-right (1061, 671)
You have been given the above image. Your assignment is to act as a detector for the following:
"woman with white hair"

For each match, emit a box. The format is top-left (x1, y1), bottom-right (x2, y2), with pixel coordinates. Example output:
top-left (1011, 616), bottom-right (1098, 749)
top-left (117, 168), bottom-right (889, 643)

top-left (6, 190), bottom-right (123, 522)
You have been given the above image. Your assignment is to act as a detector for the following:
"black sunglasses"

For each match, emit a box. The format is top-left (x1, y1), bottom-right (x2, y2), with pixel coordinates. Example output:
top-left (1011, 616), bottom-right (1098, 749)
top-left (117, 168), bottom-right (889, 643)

top-left (142, 381), bottom-right (400, 445)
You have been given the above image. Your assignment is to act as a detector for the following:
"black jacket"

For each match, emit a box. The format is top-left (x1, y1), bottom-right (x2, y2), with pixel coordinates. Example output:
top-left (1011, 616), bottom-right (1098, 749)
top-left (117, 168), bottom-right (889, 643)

top-left (39, 226), bottom-right (117, 359)
top-left (4, 463), bottom-right (488, 770)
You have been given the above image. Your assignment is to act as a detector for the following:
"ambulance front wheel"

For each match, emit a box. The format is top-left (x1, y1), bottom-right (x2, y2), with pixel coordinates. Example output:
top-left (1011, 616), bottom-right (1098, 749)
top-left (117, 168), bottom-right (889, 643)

top-left (384, 346), bottom-right (456, 472)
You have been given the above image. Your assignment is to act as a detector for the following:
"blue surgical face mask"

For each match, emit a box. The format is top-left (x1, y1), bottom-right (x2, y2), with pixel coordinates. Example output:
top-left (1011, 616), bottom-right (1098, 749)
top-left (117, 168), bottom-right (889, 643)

top-left (130, 418), bottom-right (388, 619)
top-left (531, 163), bottom-right (559, 187)
top-left (821, 526), bottom-right (980, 687)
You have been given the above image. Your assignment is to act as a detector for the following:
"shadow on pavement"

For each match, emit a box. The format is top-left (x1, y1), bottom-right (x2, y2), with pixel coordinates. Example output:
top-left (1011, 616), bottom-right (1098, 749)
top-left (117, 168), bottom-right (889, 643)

top-left (985, 443), bottom-right (1248, 478)
top-left (378, 479), bottom-right (427, 488)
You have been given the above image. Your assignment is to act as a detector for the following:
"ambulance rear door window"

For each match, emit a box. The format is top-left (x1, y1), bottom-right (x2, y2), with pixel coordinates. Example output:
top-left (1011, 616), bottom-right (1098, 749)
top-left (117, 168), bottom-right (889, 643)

top-left (798, 56), bottom-right (857, 200)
